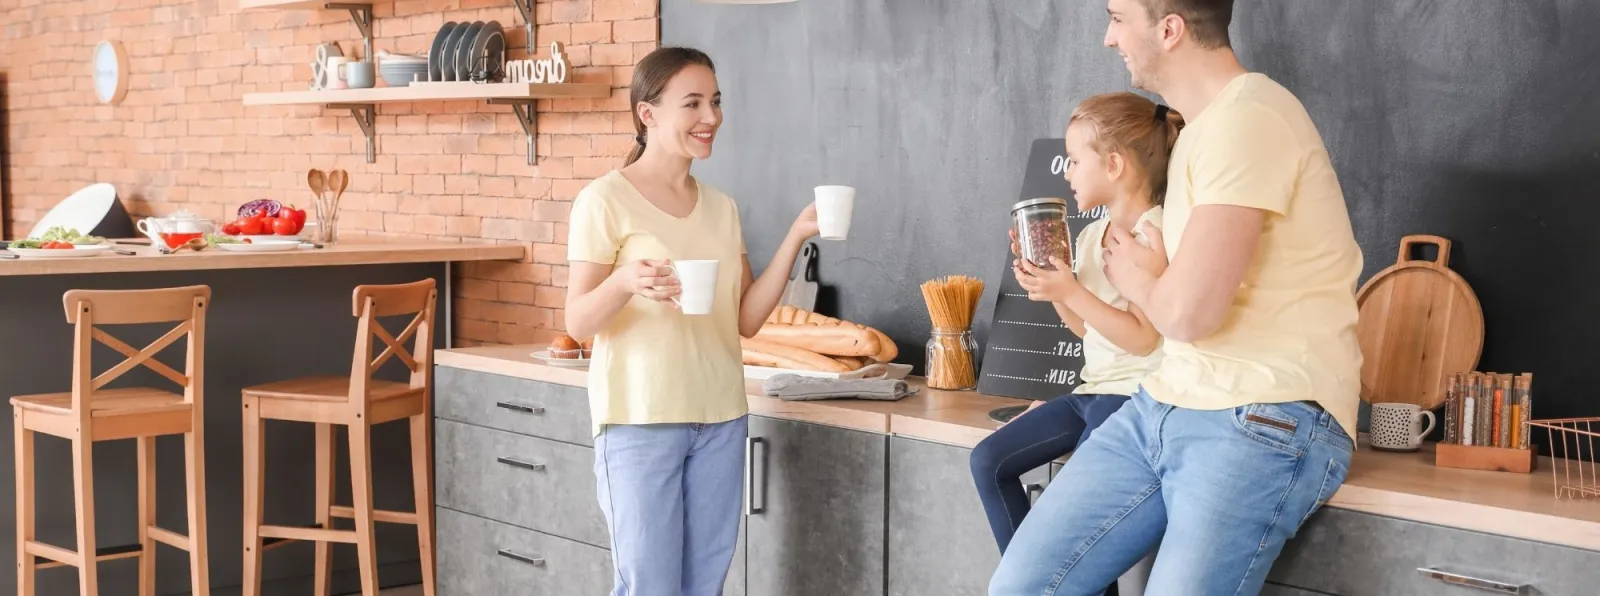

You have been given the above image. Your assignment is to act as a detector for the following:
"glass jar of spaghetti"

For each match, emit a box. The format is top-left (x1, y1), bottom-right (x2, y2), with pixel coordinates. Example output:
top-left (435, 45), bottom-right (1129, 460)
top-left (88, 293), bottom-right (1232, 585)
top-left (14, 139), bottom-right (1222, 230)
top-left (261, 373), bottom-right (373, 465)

top-left (1010, 198), bottom-right (1072, 271)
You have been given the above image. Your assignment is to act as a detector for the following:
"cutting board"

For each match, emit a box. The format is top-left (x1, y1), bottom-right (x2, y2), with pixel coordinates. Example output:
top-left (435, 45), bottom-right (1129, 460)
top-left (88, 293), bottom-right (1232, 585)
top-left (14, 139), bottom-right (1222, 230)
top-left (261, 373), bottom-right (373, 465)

top-left (779, 242), bottom-right (819, 311)
top-left (1355, 235), bottom-right (1484, 410)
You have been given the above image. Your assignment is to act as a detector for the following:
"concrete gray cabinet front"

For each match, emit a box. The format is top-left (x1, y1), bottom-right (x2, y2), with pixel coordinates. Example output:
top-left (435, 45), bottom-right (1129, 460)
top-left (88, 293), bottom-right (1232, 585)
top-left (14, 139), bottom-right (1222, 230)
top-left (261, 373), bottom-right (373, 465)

top-left (744, 415), bottom-right (888, 596)
top-left (888, 436), bottom-right (1049, 595)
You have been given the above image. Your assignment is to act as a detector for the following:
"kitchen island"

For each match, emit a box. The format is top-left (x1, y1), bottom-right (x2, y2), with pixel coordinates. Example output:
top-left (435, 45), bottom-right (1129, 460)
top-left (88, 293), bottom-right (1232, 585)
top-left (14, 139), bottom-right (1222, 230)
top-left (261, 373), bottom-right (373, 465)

top-left (0, 238), bottom-right (525, 595)
top-left (434, 345), bottom-right (1600, 596)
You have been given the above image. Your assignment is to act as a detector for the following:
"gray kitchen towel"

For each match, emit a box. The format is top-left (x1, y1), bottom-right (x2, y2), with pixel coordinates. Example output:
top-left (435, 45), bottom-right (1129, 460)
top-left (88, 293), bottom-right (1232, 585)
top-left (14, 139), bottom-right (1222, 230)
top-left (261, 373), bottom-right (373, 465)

top-left (762, 374), bottom-right (917, 401)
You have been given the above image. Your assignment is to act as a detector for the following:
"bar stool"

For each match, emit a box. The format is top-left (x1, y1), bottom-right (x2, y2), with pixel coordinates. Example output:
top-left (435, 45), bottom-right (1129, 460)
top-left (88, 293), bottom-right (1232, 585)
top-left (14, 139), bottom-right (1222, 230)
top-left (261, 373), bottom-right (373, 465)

top-left (11, 285), bottom-right (212, 596)
top-left (240, 279), bottom-right (438, 596)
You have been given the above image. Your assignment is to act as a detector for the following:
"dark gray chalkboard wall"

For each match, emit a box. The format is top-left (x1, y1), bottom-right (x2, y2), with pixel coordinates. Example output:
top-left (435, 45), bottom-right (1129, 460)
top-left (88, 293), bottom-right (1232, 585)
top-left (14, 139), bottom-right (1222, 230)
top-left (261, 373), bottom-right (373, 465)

top-left (663, 0), bottom-right (1600, 429)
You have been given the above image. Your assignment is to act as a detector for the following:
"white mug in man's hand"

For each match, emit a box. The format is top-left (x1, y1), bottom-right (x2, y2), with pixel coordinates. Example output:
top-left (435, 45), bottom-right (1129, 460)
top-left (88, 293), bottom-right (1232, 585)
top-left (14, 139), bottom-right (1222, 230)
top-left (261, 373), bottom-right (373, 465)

top-left (668, 260), bottom-right (718, 315)
top-left (814, 185), bottom-right (856, 241)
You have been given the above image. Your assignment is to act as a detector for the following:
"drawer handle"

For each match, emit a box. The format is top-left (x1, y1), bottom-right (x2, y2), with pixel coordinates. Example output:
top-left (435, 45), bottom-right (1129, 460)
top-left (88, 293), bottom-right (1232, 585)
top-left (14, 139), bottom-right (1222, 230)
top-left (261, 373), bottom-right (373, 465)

top-left (496, 401), bottom-right (545, 415)
top-left (1417, 567), bottom-right (1526, 594)
top-left (497, 456), bottom-right (546, 471)
top-left (497, 549), bottom-right (546, 567)
top-left (744, 437), bottom-right (766, 515)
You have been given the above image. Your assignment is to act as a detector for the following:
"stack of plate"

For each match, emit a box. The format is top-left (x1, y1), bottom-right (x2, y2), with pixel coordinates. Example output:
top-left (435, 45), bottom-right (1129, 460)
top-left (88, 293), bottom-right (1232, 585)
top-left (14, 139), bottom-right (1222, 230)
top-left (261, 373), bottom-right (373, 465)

top-left (379, 53), bottom-right (429, 87)
top-left (429, 21), bottom-right (505, 83)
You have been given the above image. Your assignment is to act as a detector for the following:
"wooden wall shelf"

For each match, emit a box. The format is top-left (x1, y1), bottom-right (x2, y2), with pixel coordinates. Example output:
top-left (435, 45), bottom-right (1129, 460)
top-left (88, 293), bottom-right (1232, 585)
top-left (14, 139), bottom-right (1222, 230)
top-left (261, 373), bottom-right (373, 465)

top-left (239, 0), bottom-right (371, 9)
top-left (242, 83), bottom-right (612, 165)
top-left (242, 82), bottom-right (611, 106)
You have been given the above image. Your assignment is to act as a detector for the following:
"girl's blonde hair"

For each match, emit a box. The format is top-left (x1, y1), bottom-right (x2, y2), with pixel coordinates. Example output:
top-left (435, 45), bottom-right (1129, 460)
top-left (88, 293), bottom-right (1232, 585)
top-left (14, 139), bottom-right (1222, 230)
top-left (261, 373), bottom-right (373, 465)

top-left (1068, 92), bottom-right (1186, 205)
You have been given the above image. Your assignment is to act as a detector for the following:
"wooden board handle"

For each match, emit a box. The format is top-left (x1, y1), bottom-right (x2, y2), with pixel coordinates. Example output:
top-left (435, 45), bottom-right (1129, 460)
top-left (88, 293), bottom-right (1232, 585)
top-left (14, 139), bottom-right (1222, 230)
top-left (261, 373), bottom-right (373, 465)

top-left (1398, 235), bottom-right (1452, 267)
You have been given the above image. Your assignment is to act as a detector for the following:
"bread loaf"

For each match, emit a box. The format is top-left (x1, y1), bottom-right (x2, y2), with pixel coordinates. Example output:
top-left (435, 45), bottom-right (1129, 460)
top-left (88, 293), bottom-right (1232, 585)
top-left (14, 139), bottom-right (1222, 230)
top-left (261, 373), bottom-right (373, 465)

top-left (832, 356), bottom-right (865, 370)
top-left (761, 306), bottom-right (898, 362)
top-left (740, 338), bottom-right (851, 373)
top-left (754, 324), bottom-right (881, 357)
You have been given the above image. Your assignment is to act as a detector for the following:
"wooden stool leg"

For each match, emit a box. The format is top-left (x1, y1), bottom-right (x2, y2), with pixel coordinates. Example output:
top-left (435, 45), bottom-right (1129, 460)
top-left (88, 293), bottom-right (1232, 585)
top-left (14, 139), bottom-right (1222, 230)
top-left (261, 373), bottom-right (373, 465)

top-left (313, 423), bottom-right (336, 596)
top-left (72, 436), bottom-right (98, 596)
top-left (137, 436), bottom-right (157, 596)
top-left (349, 421), bottom-right (379, 595)
top-left (409, 414), bottom-right (436, 595)
top-left (185, 420), bottom-right (210, 595)
top-left (241, 400), bottom-right (265, 596)
top-left (14, 415), bottom-right (35, 596)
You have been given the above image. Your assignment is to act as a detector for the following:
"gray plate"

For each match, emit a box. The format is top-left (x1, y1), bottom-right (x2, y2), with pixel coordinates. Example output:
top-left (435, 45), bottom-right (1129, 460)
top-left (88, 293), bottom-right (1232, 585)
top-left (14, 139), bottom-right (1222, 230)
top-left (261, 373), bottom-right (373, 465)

top-left (440, 23), bottom-right (471, 81)
top-left (467, 21), bottom-right (505, 81)
top-left (430, 21), bottom-right (457, 82)
top-left (453, 21), bottom-right (485, 82)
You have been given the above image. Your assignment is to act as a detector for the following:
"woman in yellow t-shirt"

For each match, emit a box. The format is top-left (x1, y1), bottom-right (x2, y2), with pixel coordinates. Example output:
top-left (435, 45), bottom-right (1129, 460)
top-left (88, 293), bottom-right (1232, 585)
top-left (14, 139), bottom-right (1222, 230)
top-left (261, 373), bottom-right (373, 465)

top-left (564, 47), bottom-right (819, 596)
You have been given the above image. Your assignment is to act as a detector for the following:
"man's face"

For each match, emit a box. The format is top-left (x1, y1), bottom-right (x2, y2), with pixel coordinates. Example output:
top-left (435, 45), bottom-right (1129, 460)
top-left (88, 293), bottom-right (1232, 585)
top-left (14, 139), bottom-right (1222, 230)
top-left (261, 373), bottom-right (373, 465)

top-left (1104, 0), bottom-right (1165, 91)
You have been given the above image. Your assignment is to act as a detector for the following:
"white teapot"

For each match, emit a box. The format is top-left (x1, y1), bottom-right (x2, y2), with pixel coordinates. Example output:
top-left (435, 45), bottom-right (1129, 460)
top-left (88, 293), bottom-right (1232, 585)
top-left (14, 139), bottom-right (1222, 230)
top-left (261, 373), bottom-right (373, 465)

top-left (136, 209), bottom-right (215, 249)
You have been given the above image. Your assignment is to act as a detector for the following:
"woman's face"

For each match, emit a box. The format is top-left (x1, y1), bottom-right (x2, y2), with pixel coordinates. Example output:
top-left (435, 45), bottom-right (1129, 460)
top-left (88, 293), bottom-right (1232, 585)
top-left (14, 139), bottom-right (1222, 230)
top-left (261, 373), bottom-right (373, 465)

top-left (1063, 121), bottom-right (1118, 213)
top-left (641, 64), bottom-right (722, 160)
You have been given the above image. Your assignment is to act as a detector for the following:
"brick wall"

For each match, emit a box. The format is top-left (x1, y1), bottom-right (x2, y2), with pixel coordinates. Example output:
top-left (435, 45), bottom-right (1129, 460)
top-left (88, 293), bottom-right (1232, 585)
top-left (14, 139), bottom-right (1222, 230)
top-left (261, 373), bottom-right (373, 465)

top-left (0, 0), bottom-right (657, 347)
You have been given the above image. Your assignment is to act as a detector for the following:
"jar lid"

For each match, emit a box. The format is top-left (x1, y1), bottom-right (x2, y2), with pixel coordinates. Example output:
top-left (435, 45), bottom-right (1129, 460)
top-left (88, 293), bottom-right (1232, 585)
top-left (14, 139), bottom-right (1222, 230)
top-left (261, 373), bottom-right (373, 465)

top-left (1010, 197), bottom-right (1069, 213)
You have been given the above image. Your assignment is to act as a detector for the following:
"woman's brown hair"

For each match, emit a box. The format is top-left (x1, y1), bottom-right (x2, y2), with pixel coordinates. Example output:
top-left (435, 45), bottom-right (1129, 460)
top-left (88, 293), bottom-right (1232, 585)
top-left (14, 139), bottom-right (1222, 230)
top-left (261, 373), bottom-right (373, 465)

top-left (1068, 92), bottom-right (1185, 205)
top-left (624, 46), bottom-right (717, 166)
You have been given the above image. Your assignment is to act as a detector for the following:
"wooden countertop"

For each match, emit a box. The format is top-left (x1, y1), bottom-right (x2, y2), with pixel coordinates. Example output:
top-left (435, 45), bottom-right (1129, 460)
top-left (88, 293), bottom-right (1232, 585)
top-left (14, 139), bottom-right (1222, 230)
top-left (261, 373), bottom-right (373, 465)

top-left (435, 344), bottom-right (1600, 552)
top-left (0, 237), bottom-right (527, 276)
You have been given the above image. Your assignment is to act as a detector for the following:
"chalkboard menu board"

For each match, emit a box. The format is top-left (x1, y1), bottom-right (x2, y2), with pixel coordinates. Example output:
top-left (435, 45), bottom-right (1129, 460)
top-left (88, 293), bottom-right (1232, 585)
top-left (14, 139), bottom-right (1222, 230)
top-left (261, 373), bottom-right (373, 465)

top-left (976, 138), bottom-right (1106, 401)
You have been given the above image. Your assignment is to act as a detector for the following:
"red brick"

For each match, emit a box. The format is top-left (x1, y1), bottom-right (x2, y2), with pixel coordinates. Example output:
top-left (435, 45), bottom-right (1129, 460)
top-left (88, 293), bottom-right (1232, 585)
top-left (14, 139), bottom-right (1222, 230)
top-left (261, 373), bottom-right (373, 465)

top-left (592, 43), bottom-right (632, 67)
top-left (533, 243), bottom-right (567, 264)
top-left (517, 177), bottom-right (555, 201)
top-left (551, 265), bottom-right (570, 288)
top-left (480, 177), bottom-right (517, 198)
top-left (536, 157), bottom-right (574, 180)
top-left (573, 157), bottom-right (612, 178)
top-left (613, 18), bottom-right (657, 43)
top-left (553, 179), bottom-right (592, 201)
top-left (499, 282), bottom-right (538, 304)
top-left (551, 135), bottom-right (592, 157)
top-left (551, 0), bottom-right (592, 24)
top-left (571, 22), bottom-right (611, 44)
top-left (535, 286), bottom-right (567, 309)
top-left (445, 175), bottom-right (480, 195)
top-left (447, 216), bottom-right (482, 236)
top-left (595, 0), bottom-right (656, 21)
top-left (413, 175), bottom-right (445, 195)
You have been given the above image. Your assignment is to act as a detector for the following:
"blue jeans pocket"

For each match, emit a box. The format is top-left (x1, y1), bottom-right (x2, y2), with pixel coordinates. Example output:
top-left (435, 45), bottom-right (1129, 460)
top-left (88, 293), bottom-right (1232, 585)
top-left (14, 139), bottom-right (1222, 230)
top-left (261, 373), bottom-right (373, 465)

top-left (1232, 403), bottom-right (1306, 456)
top-left (1299, 456), bottom-right (1349, 528)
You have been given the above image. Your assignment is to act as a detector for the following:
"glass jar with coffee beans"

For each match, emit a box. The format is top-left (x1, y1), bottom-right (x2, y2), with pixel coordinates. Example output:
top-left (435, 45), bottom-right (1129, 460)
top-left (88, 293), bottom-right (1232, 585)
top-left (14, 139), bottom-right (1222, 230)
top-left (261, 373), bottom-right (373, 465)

top-left (1010, 198), bottom-right (1072, 271)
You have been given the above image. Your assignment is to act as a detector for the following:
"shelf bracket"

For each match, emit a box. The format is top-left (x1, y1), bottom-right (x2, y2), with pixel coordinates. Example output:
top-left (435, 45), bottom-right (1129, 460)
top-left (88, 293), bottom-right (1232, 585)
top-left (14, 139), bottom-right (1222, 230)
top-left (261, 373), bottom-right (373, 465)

top-left (327, 3), bottom-right (374, 62)
top-left (512, 0), bottom-right (535, 56)
top-left (328, 102), bottom-right (377, 163)
top-left (488, 98), bottom-right (538, 165)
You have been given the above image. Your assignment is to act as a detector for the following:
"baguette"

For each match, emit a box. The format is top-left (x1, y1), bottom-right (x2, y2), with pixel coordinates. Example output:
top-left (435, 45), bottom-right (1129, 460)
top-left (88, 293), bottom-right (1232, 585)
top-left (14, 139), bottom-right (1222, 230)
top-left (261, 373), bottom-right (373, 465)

top-left (866, 328), bottom-right (898, 362)
top-left (755, 323), bottom-right (881, 357)
top-left (832, 356), bottom-right (865, 370)
top-left (763, 306), bottom-right (897, 361)
top-left (740, 338), bottom-right (851, 373)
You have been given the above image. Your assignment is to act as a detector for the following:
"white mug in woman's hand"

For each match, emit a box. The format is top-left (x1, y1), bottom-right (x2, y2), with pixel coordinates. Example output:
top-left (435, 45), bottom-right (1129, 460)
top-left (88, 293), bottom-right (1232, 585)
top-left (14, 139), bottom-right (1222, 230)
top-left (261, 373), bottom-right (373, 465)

top-left (668, 260), bottom-right (718, 315)
top-left (814, 185), bottom-right (855, 241)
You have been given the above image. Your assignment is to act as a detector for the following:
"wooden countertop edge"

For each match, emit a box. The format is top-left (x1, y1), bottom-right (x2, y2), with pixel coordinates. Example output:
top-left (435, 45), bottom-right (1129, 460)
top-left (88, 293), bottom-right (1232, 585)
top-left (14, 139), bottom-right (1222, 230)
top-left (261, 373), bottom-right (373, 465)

top-left (1327, 483), bottom-right (1600, 551)
top-left (432, 347), bottom-right (1600, 553)
top-left (0, 241), bottom-right (527, 276)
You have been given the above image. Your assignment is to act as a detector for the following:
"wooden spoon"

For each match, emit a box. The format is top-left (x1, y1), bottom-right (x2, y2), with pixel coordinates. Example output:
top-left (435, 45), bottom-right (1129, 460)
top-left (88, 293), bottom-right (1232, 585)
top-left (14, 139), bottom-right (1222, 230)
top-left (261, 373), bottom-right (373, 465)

top-left (307, 169), bottom-right (327, 215)
top-left (328, 169), bottom-right (349, 213)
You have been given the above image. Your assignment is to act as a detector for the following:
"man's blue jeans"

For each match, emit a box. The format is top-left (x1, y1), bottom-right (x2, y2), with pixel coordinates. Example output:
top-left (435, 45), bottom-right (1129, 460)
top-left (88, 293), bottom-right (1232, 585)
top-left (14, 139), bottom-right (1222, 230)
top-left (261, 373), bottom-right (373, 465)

top-left (989, 388), bottom-right (1353, 595)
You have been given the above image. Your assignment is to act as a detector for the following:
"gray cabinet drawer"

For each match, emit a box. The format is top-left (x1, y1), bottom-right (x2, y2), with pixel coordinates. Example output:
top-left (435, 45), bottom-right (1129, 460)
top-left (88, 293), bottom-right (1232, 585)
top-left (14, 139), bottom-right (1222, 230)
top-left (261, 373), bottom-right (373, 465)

top-left (437, 507), bottom-right (613, 595)
top-left (435, 419), bottom-right (609, 547)
top-left (1269, 507), bottom-right (1598, 595)
top-left (435, 366), bottom-right (594, 446)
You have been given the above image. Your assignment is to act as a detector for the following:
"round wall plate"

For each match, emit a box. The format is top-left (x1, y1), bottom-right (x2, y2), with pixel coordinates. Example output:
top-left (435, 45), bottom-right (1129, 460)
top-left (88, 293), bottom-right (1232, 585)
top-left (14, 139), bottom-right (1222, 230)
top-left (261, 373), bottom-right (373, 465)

top-left (92, 40), bottom-right (129, 105)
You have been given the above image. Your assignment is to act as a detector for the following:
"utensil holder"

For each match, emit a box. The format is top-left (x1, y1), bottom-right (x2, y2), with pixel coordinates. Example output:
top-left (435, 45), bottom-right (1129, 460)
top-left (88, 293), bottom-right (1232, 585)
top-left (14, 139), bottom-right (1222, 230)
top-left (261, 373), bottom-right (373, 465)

top-left (315, 198), bottom-right (340, 244)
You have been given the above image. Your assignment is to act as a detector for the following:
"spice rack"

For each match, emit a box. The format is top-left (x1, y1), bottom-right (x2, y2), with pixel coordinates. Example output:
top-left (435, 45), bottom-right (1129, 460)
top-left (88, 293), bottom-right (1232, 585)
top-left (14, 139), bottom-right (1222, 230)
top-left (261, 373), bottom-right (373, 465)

top-left (238, 0), bottom-right (607, 164)
top-left (1436, 372), bottom-right (1537, 474)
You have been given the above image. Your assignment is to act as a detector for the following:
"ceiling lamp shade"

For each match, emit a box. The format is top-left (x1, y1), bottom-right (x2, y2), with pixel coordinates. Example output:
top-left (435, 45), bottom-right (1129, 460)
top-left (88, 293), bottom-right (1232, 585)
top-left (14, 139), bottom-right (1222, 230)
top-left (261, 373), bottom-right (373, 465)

top-left (694, 0), bottom-right (798, 3)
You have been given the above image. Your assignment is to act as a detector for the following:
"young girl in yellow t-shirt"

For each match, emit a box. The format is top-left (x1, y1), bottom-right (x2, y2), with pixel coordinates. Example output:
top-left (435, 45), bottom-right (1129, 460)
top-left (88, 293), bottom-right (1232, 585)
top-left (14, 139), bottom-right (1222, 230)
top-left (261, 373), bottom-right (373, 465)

top-left (564, 47), bottom-right (819, 596)
top-left (970, 92), bottom-right (1182, 561)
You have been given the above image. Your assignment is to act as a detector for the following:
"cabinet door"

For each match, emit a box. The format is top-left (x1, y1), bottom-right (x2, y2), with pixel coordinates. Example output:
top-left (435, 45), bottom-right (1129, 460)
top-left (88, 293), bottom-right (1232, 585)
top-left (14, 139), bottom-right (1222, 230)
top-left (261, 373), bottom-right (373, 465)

top-left (745, 416), bottom-right (888, 596)
top-left (1269, 507), bottom-right (1600, 595)
top-left (888, 436), bottom-right (1048, 595)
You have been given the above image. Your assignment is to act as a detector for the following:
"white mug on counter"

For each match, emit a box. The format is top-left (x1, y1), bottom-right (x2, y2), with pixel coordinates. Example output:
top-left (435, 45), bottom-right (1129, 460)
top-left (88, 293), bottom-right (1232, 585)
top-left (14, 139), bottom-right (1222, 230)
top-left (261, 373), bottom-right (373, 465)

top-left (668, 260), bottom-right (718, 315)
top-left (1369, 402), bottom-right (1436, 451)
top-left (814, 185), bottom-right (855, 241)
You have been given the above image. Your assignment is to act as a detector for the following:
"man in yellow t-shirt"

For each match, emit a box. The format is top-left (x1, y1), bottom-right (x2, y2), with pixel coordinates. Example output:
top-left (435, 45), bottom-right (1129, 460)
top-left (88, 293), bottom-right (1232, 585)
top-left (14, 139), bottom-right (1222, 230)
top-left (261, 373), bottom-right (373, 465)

top-left (991, 1), bottom-right (1363, 594)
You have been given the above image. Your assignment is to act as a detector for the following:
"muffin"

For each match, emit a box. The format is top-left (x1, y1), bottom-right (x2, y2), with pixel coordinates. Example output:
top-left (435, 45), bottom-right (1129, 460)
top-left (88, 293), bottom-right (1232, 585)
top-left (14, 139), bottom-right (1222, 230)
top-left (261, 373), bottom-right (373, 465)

top-left (549, 335), bottom-right (583, 359)
top-left (581, 338), bottom-right (594, 359)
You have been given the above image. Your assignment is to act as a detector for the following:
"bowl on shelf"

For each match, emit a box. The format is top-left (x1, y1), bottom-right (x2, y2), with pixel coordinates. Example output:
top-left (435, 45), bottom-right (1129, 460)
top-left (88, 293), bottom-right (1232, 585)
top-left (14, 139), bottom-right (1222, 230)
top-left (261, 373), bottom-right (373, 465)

top-left (379, 61), bottom-right (430, 86)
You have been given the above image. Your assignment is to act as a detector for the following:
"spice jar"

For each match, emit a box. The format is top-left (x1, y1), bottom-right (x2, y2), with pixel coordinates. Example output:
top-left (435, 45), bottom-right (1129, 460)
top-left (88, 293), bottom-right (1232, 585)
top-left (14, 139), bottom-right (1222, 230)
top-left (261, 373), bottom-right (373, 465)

top-left (1010, 198), bottom-right (1072, 271)
top-left (925, 328), bottom-right (979, 391)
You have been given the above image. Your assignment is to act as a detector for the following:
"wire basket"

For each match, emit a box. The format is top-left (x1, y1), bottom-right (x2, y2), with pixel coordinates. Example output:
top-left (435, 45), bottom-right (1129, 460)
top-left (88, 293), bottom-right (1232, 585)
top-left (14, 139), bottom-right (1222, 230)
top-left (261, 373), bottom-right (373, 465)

top-left (1525, 417), bottom-right (1600, 499)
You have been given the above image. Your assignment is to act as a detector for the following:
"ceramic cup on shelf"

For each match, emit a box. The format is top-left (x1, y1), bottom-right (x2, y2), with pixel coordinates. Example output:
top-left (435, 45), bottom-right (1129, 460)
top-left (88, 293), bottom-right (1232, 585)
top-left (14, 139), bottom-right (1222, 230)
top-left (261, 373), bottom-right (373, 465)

top-left (345, 61), bottom-right (375, 89)
top-left (1369, 402), bottom-right (1437, 451)
top-left (324, 56), bottom-right (350, 90)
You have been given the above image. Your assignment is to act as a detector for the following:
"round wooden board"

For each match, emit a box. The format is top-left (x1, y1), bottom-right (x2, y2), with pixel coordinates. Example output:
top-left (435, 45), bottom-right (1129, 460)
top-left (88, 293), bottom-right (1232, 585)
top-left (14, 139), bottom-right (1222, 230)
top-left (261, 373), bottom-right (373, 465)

top-left (1355, 235), bottom-right (1484, 410)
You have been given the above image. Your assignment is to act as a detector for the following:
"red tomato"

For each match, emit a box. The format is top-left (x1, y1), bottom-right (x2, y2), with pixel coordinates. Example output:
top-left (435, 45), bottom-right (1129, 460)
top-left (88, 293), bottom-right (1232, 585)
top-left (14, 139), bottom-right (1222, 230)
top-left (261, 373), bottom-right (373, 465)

top-left (271, 217), bottom-right (297, 235)
top-left (238, 218), bottom-right (264, 235)
top-left (222, 222), bottom-right (241, 236)
top-left (280, 205), bottom-right (307, 232)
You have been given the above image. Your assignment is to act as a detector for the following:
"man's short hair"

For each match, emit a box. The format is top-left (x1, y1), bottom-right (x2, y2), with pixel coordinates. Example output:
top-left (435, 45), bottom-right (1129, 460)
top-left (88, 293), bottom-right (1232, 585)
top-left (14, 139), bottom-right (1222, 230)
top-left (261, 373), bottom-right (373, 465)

top-left (1140, 0), bottom-right (1233, 49)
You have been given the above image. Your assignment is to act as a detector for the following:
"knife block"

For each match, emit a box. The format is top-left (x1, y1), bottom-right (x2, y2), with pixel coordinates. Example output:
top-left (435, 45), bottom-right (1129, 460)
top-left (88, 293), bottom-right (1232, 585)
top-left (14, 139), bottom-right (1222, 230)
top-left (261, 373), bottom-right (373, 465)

top-left (1434, 443), bottom-right (1536, 474)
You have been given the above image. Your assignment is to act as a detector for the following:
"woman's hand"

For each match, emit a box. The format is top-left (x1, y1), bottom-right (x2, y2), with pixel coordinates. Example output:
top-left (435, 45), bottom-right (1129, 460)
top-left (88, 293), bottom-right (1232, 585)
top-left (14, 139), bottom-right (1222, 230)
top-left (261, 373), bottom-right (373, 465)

top-left (606, 259), bottom-right (681, 303)
top-left (789, 202), bottom-right (820, 240)
top-left (1013, 253), bottom-right (1083, 303)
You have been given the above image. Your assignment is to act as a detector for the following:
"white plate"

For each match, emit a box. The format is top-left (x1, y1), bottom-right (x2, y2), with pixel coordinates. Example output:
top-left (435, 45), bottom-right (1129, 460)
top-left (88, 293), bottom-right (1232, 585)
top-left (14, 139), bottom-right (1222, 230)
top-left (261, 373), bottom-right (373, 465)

top-left (215, 240), bottom-right (302, 253)
top-left (531, 350), bottom-right (589, 368)
top-left (743, 362), bottom-right (913, 381)
top-left (9, 244), bottom-right (113, 259)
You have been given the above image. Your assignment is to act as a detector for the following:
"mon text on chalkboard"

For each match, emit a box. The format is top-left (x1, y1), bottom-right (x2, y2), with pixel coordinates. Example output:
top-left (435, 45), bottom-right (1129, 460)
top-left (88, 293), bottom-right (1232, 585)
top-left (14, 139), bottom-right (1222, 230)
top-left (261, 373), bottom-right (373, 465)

top-left (977, 138), bottom-right (1106, 401)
